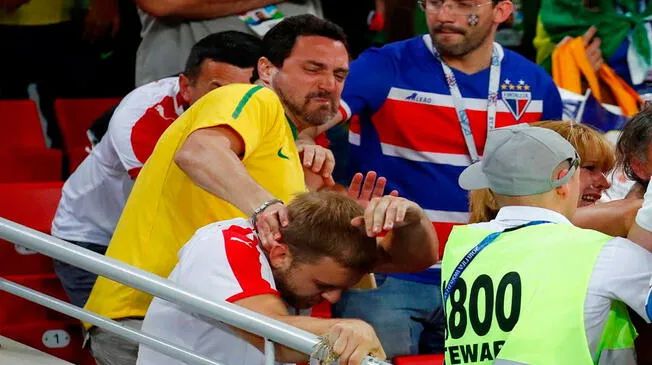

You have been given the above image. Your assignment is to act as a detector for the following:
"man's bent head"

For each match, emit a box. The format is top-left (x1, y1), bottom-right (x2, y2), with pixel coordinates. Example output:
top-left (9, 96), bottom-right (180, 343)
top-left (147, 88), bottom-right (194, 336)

top-left (267, 191), bottom-right (377, 308)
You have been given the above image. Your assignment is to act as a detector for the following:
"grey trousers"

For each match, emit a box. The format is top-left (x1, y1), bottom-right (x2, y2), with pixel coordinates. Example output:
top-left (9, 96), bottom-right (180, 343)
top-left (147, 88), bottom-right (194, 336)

top-left (89, 318), bottom-right (143, 365)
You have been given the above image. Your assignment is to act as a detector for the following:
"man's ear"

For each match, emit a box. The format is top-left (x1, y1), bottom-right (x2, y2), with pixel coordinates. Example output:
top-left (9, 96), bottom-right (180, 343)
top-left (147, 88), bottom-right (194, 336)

top-left (493, 1), bottom-right (514, 24)
top-left (630, 156), bottom-right (651, 182)
top-left (554, 168), bottom-right (571, 198)
top-left (178, 74), bottom-right (193, 104)
top-left (268, 242), bottom-right (292, 270)
top-left (257, 57), bottom-right (278, 87)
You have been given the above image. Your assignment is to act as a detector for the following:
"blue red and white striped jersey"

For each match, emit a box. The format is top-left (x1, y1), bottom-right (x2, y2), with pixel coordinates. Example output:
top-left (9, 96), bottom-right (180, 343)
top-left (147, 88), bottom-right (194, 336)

top-left (341, 35), bottom-right (563, 284)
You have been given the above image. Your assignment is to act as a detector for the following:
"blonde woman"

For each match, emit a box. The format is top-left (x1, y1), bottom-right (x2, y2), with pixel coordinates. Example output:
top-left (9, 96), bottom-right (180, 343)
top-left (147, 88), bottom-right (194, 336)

top-left (469, 121), bottom-right (641, 237)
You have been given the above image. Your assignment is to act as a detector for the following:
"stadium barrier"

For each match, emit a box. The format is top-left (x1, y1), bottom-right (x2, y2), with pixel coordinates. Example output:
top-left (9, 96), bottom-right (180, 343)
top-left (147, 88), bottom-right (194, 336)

top-left (0, 218), bottom-right (390, 365)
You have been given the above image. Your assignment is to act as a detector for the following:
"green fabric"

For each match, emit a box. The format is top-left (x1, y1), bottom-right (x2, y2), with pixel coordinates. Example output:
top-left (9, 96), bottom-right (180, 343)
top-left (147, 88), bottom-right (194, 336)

top-left (596, 301), bottom-right (638, 361)
top-left (286, 116), bottom-right (298, 141)
top-left (534, 15), bottom-right (556, 72)
top-left (415, 6), bottom-right (428, 35)
top-left (442, 223), bottom-right (631, 364)
top-left (540, 0), bottom-right (651, 66)
top-left (231, 85), bottom-right (263, 119)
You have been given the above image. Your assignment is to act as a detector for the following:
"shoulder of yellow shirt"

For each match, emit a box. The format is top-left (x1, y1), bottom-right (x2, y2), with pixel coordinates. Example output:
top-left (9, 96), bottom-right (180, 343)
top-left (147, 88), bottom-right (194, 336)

top-left (198, 83), bottom-right (281, 118)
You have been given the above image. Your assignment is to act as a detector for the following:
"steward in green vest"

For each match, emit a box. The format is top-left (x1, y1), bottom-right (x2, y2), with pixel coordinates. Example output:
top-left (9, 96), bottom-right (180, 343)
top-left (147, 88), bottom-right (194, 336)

top-left (442, 124), bottom-right (651, 364)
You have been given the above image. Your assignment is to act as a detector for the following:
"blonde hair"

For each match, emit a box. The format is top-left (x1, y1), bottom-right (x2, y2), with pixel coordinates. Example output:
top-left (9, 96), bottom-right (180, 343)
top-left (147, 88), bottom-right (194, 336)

top-left (281, 191), bottom-right (378, 272)
top-left (468, 121), bottom-right (616, 223)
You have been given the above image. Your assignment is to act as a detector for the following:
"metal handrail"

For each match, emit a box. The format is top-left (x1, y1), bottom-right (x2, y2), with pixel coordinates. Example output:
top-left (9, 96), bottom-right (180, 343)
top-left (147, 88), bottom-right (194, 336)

top-left (0, 278), bottom-right (223, 365)
top-left (0, 218), bottom-right (390, 365)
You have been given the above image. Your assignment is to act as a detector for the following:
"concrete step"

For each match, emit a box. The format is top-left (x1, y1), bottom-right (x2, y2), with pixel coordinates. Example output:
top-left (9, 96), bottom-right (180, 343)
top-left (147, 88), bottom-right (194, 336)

top-left (0, 336), bottom-right (73, 365)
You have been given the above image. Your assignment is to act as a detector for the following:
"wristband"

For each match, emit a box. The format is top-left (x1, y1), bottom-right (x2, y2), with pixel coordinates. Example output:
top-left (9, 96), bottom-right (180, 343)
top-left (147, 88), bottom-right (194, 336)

top-left (251, 198), bottom-right (283, 228)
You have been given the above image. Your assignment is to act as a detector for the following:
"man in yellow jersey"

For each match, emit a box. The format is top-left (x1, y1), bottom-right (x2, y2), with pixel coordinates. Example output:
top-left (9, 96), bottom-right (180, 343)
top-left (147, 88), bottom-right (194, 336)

top-left (84, 14), bottom-right (352, 365)
top-left (442, 124), bottom-right (651, 364)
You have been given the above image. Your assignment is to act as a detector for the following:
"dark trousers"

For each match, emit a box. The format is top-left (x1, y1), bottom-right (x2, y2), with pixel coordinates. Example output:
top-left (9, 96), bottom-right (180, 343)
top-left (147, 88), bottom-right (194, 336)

top-left (53, 240), bottom-right (107, 307)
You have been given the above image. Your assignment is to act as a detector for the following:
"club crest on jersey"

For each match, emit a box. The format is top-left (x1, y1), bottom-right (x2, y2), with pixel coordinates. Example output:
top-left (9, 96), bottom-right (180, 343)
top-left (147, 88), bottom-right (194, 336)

top-left (500, 79), bottom-right (532, 120)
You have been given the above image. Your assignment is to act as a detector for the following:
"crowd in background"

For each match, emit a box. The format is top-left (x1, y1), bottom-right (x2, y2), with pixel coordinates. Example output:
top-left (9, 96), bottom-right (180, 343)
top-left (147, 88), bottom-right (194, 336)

top-left (1, 1), bottom-right (651, 365)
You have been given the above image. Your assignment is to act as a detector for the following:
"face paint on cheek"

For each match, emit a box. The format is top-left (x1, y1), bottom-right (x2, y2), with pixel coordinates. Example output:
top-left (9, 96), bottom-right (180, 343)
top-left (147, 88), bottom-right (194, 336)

top-left (468, 14), bottom-right (480, 26)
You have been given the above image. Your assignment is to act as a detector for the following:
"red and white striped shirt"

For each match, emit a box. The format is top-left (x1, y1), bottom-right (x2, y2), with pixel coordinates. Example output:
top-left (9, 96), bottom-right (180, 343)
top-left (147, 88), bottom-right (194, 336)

top-left (52, 77), bottom-right (186, 246)
top-left (138, 218), bottom-right (312, 365)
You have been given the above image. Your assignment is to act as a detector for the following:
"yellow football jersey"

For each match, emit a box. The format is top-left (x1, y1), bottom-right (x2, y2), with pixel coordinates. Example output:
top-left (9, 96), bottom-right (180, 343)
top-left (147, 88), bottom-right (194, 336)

top-left (84, 84), bottom-right (306, 322)
top-left (0, 0), bottom-right (72, 26)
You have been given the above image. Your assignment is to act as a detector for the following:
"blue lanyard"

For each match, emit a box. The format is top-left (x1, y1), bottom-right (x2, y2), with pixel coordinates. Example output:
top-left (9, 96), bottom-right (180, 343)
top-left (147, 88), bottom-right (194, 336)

top-left (442, 220), bottom-right (551, 304)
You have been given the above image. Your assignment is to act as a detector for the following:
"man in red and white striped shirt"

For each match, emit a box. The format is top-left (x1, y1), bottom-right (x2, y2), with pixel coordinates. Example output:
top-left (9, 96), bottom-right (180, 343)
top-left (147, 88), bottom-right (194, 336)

top-left (138, 191), bottom-right (438, 365)
top-left (51, 31), bottom-right (262, 308)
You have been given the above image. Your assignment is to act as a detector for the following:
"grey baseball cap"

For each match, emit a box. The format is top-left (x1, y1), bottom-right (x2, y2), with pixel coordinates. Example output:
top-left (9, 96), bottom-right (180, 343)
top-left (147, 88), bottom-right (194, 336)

top-left (459, 124), bottom-right (580, 196)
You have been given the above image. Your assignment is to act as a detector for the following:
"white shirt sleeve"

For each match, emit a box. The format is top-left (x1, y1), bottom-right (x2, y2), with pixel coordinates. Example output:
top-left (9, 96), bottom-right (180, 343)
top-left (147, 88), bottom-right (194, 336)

top-left (587, 237), bottom-right (652, 323)
top-left (635, 181), bottom-right (652, 232)
top-left (107, 102), bottom-right (148, 177)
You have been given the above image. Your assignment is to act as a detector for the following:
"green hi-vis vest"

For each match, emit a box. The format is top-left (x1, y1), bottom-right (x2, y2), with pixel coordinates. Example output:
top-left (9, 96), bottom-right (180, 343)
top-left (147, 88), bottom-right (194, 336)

top-left (442, 223), bottom-right (637, 364)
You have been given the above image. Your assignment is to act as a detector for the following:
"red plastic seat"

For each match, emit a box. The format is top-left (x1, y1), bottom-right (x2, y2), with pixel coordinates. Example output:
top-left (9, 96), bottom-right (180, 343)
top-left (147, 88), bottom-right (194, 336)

top-left (0, 274), bottom-right (71, 325)
top-left (394, 354), bottom-right (445, 365)
top-left (0, 240), bottom-right (55, 276)
top-left (0, 182), bottom-right (63, 275)
top-left (54, 98), bottom-right (120, 154)
top-left (0, 148), bottom-right (62, 183)
top-left (0, 99), bottom-right (46, 149)
top-left (67, 146), bottom-right (90, 174)
top-left (0, 181), bottom-right (63, 232)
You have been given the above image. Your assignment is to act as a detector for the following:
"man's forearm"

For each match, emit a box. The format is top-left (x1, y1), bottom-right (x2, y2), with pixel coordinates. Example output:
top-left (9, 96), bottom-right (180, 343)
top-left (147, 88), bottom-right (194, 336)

top-left (271, 315), bottom-right (346, 362)
top-left (137, 0), bottom-right (282, 20)
top-left (175, 135), bottom-right (275, 216)
top-left (573, 199), bottom-right (642, 237)
top-left (376, 211), bottom-right (438, 273)
top-left (627, 223), bottom-right (652, 252)
top-left (229, 294), bottom-right (352, 363)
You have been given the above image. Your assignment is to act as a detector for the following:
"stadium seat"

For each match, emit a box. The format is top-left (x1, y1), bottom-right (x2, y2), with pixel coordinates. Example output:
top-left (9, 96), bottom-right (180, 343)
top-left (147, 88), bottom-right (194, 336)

top-left (0, 148), bottom-right (62, 183)
top-left (54, 97), bottom-right (121, 153)
top-left (393, 354), bottom-right (445, 365)
top-left (0, 99), bottom-right (46, 149)
top-left (0, 274), bottom-right (70, 326)
top-left (0, 181), bottom-right (63, 232)
top-left (66, 146), bottom-right (90, 174)
top-left (0, 240), bottom-right (55, 276)
top-left (0, 182), bottom-right (63, 275)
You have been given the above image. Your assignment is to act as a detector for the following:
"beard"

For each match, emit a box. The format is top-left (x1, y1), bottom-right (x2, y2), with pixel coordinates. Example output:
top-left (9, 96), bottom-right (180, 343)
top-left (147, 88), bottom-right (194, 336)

top-left (430, 19), bottom-right (492, 58)
top-left (272, 266), bottom-right (322, 310)
top-left (275, 81), bottom-right (338, 127)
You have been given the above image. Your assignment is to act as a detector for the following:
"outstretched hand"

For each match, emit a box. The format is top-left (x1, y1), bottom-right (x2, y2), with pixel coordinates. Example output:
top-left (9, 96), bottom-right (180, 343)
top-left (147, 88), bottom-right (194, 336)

top-left (347, 171), bottom-right (398, 209)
